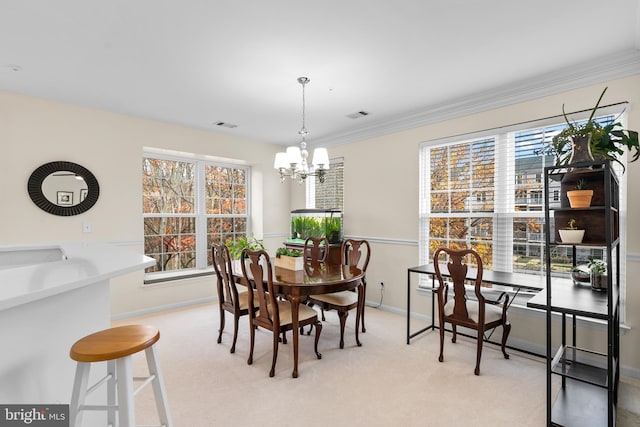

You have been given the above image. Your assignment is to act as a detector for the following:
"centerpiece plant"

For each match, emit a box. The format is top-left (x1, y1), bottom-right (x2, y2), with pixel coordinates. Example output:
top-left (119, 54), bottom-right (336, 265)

top-left (274, 247), bottom-right (304, 270)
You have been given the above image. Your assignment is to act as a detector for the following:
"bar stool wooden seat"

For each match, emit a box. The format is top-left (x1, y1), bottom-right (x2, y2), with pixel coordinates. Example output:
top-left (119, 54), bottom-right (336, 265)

top-left (69, 324), bottom-right (172, 427)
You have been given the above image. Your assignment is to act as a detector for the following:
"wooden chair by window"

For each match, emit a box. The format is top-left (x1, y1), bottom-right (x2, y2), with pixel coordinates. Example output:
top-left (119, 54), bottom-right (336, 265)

top-left (242, 249), bottom-right (322, 377)
top-left (306, 239), bottom-right (370, 348)
top-left (212, 243), bottom-right (257, 354)
top-left (433, 247), bottom-right (511, 375)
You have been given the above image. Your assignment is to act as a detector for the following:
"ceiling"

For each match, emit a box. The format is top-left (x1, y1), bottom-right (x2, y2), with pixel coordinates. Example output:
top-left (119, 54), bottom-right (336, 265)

top-left (1, 0), bottom-right (640, 148)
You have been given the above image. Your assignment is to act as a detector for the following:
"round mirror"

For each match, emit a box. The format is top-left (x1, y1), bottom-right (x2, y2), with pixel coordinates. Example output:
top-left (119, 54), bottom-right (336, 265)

top-left (28, 161), bottom-right (100, 216)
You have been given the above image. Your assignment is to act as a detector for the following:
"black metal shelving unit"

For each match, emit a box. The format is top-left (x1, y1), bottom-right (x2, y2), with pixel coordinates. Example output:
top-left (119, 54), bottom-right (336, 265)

top-left (533, 160), bottom-right (620, 426)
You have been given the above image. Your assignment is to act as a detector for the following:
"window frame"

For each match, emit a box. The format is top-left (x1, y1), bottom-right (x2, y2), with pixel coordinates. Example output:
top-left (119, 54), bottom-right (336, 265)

top-left (142, 151), bottom-right (251, 283)
top-left (419, 105), bottom-right (629, 312)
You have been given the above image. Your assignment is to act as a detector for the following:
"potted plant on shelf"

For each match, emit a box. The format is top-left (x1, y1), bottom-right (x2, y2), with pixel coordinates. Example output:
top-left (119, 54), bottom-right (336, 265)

top-left (587, 258), bottom-right (608, 291)
top-left (274, 247), bottom-right (304, 270)
top-left (571, 264), bottom-right (591, 286)
top-left (566, 179), bottom-right (593, 208)
top-left (558, 218), bottom-right (585, 244)
top-left (547, 87), bottom-right (639, 172)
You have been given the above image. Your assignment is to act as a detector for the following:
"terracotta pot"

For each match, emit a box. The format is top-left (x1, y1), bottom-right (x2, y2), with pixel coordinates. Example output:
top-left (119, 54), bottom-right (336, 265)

top-left (567, 189), bottom-right (594, 208)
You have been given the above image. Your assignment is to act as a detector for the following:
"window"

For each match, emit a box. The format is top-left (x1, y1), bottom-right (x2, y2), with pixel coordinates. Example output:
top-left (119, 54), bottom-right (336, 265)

top-left (142, 153), bottom-right (249, 278)
top-left (420, 114), bottom-right (622, 278)
top-left (307, 158), bottom-right (344, 210)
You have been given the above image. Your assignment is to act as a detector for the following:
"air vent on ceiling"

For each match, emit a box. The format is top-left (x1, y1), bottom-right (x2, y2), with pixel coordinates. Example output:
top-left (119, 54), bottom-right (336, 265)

top-left (214, 121), bottom-right (238, 129)
top-left (346, 111), bottom-right (370, 119)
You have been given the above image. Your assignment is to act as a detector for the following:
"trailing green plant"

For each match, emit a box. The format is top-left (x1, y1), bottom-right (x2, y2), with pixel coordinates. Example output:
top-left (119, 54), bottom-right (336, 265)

top-left (225, 235), bottom-right (264, 260)
top-left (546, 87), bottom-right (639, 172)
top-left (587, 258), bottom-right (607, 275)
top-left (275, 247), bottom-right (303, 258)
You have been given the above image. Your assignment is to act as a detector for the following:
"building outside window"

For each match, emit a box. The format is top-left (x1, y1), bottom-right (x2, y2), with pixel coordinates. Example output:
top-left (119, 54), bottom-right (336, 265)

top-left (307, 157), bottom-right (344, 210)
top-left (142, 153), bottom-right (250, 279)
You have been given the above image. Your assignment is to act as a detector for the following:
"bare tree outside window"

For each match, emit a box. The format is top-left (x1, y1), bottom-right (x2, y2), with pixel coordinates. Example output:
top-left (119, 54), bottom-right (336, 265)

top-left (143, 155), bottom-right (249, 275)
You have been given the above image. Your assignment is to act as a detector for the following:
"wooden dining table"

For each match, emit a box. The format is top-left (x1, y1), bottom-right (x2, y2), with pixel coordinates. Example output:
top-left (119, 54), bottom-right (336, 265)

top-left (238, 261), bottom-right (364, 377)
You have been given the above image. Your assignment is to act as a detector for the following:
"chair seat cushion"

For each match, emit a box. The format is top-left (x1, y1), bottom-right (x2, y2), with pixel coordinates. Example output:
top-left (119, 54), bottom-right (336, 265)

top-left (310, 291), bottom-right (358, 307)
top-left (271, 301), bottom-right (318, 326)
top-left (443, 299), bottom-right (504, 324)
top-left (237, 291), bottom-right (259, 310)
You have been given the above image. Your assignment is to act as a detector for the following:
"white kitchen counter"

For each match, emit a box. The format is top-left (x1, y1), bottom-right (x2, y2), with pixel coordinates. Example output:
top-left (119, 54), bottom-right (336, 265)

top-left (0, 242), bottom-right (154, 311)
top-left (0, 242), bottom-right (154, 406)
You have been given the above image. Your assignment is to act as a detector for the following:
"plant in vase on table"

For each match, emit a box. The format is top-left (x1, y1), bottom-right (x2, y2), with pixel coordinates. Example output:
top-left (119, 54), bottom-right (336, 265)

top-left (558, 218), bottom-right (584, 244)
top-left (588, 258), bottom-right (608, 291)
top-left (546, 87), bottom-right (639, 171)
top-left (274, 247), bottom-right (304, 270)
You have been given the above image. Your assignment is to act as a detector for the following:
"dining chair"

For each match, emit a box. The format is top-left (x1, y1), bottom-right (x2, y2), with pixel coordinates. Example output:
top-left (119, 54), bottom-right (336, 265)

top-left (306, 239), bottom-right (370, 348)
top-left (241, 249), bottom-right (322, 377)
top-left (212, 243), bottom-right (257, 354)
top-left (433, 247), bottom-right (511, 375)
top-left (303, 236), bottom-right (329, 265)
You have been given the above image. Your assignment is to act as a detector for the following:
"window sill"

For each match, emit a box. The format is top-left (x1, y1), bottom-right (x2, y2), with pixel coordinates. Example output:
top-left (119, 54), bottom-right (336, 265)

top-left (144, 269), bottom-right (214, 285)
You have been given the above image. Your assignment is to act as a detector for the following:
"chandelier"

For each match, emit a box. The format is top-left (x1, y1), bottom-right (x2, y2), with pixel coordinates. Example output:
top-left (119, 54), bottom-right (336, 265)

top-left (274, 77), bottom-right (329, 183)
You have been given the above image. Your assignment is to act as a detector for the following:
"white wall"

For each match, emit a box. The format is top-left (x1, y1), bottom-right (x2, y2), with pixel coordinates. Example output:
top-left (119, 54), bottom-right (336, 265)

top-left (308, 75), bottom-right (640, 374)
top-left (3, 74), bottom-right (640, 373)
top-left (0, 91), bottom-right (291, 315)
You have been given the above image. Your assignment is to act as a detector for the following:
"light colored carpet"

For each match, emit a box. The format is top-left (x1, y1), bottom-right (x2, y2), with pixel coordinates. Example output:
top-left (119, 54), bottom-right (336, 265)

top-left (114, 302), bottom-right (640, 427)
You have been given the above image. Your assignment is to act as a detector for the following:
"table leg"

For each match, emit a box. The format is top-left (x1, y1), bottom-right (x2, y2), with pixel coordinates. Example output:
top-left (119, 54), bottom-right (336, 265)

top-left (288, 295), bottom-right (304, 378)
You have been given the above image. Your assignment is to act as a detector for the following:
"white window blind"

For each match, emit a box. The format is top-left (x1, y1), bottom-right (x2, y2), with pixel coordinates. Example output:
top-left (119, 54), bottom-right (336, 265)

top-left (420, 110), bottom-right (625, 278)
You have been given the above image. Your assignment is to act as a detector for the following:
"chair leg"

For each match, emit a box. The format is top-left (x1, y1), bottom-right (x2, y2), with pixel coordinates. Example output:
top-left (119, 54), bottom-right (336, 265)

top-left (438, 320), bottom-right (445, 363)
top-left (230, 313), bottom-right (240, 354)
top-left (321, 307), bottom-right (326, 321)
top-left (452, 325), bottom-right (457, 343)
top-left (501, 322), bottom-right (512, 359)
top-left (337, 310), bottom-right (348, 349)
top-left (69, 362), bottom-right (91, 427)
top-left (270, 331), bottom-right (279, 377)
top-left (313, 320), bottom-right (323, 359)
top-left (145, 345), bottom-right (173, 426)
top-left (247, 321), bottom-right (255, 365)
top-left (475, 329), bottom-right (484, 376)
top-left (106, 360), bottom-right (116, 427)
top-left (115, 356), bottom-right (136, 427)
top-left (361, 281), bottom-right (367, 333)
top-left (217, 305), bottom-right (225, 344)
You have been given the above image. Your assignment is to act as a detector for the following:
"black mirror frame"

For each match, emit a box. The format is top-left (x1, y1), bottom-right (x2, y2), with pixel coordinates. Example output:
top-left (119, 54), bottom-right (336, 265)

top-left (28, 161), bottom-right (100, 216)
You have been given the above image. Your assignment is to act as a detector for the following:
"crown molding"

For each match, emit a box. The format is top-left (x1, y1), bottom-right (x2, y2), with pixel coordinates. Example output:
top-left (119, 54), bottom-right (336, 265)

top-left (311, 48), bottom-right (640, 148)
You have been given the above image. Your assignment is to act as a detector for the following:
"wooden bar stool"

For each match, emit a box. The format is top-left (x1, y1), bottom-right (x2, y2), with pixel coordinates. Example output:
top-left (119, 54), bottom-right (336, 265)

top-left (69, 325), bottom-right (172, 427)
